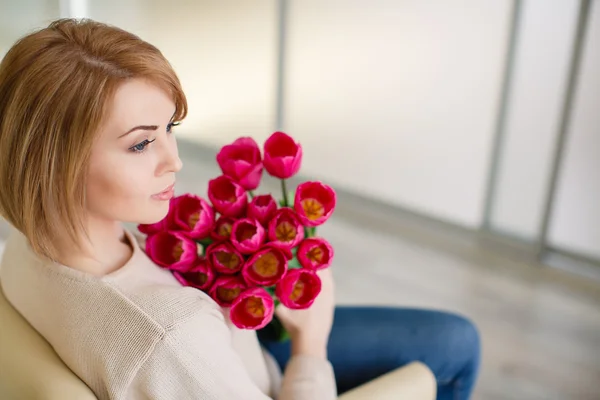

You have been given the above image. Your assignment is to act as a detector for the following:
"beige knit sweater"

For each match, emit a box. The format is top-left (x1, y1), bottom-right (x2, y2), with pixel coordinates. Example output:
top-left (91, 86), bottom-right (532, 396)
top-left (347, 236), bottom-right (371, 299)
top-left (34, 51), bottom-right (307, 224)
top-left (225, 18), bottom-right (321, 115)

top-left (0, 228), bottom-right (337, 400)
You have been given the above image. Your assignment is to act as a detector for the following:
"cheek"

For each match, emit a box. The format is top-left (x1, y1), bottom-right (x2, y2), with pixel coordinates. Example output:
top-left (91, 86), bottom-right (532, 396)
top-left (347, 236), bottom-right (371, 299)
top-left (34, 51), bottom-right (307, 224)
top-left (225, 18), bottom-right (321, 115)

top-left (86, 154), bottom-right (155, 217)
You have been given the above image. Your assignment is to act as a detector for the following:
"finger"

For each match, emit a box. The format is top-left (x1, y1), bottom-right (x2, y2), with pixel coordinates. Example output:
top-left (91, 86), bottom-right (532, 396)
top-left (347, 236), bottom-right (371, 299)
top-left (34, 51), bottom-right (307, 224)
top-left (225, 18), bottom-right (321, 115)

top-left (274, 304), bottom-right (291, 319)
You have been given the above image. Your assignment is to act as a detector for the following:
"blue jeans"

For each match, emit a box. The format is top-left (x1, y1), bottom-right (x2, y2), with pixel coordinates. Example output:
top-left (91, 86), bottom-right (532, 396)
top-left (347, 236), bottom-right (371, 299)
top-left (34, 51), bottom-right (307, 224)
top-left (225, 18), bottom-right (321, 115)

top-left (259, 307), bottom-right (481, 400)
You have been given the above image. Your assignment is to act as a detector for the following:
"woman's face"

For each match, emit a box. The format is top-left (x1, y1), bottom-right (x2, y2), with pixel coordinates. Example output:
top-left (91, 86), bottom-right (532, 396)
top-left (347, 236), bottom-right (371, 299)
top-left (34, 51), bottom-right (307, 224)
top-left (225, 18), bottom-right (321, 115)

top-left (86, 78), bottom-right (182, 226)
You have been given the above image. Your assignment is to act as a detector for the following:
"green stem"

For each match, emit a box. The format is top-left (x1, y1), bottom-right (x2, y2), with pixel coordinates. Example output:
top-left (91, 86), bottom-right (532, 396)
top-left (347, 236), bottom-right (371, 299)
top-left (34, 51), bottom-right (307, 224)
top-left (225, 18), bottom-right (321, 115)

top-left (248, 190), bottom-right (255, 200)
top-left (198, 237), bottom-right (214, 247)
top-left (281, 179), bottom-right (289, 207)
top-left (197, 237), bottom-right (214, 256)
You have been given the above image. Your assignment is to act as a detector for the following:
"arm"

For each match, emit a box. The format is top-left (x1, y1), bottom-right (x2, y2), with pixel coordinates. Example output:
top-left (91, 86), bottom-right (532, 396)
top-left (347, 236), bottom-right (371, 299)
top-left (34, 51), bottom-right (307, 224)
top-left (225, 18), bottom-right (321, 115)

top-left (278, 355), bottom-right (337, 400)
top-left (128, 301), bottom-right (336, 400)
top-left (276, 268), bottom-right (337, 399)
top-left (129, 304), bottom-right (270, 399)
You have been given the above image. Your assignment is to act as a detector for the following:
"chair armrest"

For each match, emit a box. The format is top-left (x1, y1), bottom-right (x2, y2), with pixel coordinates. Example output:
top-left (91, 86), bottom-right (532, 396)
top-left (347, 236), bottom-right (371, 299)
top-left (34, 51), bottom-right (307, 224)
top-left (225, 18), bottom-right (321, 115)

top-left (0, 288), bottom-right (97, 400)
top-left (337, 362), bottom-right (436, 400)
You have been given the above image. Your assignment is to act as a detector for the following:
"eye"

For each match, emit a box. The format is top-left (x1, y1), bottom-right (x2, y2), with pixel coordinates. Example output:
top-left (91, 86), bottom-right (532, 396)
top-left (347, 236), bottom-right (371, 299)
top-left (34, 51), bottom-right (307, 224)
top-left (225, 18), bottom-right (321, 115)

top-left (167, 121), bottom-right (181, 133)
top-left (129, 138), bottom-right (156, 153)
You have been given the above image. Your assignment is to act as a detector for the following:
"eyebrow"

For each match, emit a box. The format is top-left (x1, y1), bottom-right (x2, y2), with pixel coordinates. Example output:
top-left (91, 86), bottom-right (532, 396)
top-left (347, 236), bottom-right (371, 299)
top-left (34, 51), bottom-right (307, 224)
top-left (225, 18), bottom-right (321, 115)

top-left (119, 125), bottom-right (158, 138)
top-left (119, 111), bottom-right (178, 138)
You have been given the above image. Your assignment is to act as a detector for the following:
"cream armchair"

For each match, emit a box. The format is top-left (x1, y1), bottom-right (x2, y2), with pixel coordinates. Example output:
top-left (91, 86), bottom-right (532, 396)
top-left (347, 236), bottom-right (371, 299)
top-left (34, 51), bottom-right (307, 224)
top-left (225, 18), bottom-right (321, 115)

top-left (0, 285), bottom-right (436, 399)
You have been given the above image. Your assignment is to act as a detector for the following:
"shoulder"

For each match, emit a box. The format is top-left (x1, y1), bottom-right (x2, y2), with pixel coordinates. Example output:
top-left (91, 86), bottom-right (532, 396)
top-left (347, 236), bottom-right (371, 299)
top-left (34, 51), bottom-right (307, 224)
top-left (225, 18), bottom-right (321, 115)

top-left (108, 228), bottom-right (225, 331)
top-left (113, 282), bottom-right (225, 331)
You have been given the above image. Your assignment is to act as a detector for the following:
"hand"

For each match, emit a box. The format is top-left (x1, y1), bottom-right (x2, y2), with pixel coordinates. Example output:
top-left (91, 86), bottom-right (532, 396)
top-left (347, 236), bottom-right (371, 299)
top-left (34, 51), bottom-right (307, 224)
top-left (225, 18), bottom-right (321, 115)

top-left (275, 268), bottom-right (335, 359)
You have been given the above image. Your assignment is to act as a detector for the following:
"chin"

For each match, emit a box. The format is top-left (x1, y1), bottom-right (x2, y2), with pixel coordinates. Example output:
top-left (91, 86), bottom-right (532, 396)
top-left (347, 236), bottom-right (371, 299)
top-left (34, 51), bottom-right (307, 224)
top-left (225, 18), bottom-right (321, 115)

top-left (142, 202), bottom-right (171, 224)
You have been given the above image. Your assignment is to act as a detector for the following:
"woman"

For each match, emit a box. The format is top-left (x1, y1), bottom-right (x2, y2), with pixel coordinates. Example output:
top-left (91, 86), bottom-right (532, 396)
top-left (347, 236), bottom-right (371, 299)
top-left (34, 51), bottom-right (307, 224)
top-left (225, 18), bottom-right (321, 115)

top-left (0, 19), bottom-right (480, 399)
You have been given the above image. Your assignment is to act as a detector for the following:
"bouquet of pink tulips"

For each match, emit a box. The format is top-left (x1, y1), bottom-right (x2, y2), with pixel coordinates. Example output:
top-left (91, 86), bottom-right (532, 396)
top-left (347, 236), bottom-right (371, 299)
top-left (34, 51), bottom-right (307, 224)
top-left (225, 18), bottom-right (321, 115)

top-left (138, 132), bottom-right (336, 334)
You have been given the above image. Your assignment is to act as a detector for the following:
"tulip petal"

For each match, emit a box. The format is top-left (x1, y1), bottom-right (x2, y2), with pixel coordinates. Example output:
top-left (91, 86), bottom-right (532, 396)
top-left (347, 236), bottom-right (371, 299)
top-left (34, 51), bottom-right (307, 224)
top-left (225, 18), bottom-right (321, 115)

top-left (230, 287), bottom-right (275, 330)
top-left (275, 269), bottom-right (321, 309)
top-left (145, 231), bottom-right (198, 272)
top-left (171, 194), bottom-right (215, 239)
top-left (231, 218), bottom-right (266, 254)
top-left (172, 258), bottom-right (215, 290)
top-left (294, 181), bottom-right (336, 227)
top-left (233, 137), bottom-right (260, 148)
top-left (263, 132), bottom-right (303, 179)
top-left (248, 194), bottom-right (278, 227)
top-left (242, 246), bottom-right (288, 286)
top-left (217, 138), bottom-right (263, 190)
top-left (297, 237), bottom-right (334, 270)
top-left (206, 242), bottom-right (244, 274)
top-left (211, 216), bottom-right (235, 241)
top-left (208, 175), bottom-right (248, 218)
top-left (267, 208), bottom-right (304, 250)
top-left (209, 275), bottom-right (247, 307)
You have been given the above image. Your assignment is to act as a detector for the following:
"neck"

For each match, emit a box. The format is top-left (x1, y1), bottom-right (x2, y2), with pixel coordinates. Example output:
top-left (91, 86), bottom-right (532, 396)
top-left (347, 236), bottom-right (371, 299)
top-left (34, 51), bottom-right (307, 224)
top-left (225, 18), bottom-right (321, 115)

top-left (54, 218), bottom-right (133, 276)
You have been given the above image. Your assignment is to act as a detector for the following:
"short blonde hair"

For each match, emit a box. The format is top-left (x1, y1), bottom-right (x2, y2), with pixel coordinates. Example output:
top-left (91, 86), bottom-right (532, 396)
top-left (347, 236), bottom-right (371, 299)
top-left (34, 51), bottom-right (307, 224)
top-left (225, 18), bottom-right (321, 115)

top-left (0, 18), bottom-right (187, 260)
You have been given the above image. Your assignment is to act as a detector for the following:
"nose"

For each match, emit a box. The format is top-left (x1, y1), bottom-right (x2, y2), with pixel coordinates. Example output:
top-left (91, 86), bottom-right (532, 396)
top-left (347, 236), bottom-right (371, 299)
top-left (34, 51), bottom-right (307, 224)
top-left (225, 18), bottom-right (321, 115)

top-left (155, 135), bottom-right (183, 176)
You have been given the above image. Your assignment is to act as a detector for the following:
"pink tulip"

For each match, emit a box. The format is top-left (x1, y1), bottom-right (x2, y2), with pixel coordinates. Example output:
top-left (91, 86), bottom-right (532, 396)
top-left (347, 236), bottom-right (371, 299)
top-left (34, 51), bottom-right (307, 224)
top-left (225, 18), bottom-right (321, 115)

top-left (171, 194), bottom-right (215, 239)
top-left (138, 219), bottom-right (168, 235)
top-left (231, 218), bottom-right (266, 254)
top-left (294, 181), bottom-right (336, 227)
top-left (263, 132), bottom-right (303, 179)
top-left (242, 245), bottom-right (288, 287)
top-left (211, 216), bottom-right (235, 241)
top-left (145, 231), bottom-right (198, 272)
top-left (275, 269), bottom-right (322, 310)
top-left (206, 242), bottom-right (244, 275)
top-left (217, 137), bottom-right (264, 190)
top-left (209, 275), bottom-right (247, 307)
top-left (297, 237), bottom-right (334, 270)
top-left (247, 194), bottom-right (278, 227)
top-left (267, 208), bottom-right (304, 250)
top-left (229, 287), bottom-right (275, 330)
top-left (172, 257), bottom-right (215, 291)
top-left (208, 175), bottom-right (247, 218)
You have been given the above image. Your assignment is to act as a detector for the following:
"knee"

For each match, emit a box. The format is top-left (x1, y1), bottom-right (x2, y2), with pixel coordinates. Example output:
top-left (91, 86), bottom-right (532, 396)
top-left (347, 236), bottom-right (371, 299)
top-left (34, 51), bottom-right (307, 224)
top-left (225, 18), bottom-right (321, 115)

top-left (450, 313), bottom-right (479, 342)
top-left (445, 313), bottom-right (481, 365)
top-left (437, 313), bottom-right (481, 396)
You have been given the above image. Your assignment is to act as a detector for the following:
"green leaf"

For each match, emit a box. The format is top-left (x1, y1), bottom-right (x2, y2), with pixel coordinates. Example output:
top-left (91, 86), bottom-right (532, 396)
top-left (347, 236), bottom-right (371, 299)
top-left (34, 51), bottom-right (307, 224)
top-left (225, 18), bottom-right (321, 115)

top-left (304, 226), bottom-right (317, 238)
top-left (197, 237), bottom-right (214, 247)
top-left (265, 285), bottom-right (276, 297)
top-left (196, 237), bottom-right (215, 256)
top-left (288, 255), bottom-right (301, 269)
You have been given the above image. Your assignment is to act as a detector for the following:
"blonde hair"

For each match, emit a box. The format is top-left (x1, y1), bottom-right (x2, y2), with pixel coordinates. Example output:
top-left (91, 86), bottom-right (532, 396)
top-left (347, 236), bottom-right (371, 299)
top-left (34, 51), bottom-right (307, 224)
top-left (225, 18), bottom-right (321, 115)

top-left (0, 18), bottom-right (187, 259)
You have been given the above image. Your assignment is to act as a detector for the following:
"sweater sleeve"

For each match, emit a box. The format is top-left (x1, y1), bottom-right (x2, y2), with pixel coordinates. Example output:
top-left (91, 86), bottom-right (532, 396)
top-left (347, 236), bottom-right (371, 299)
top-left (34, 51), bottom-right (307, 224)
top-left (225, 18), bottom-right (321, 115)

top-left (279, 355), bottom-right (337, 400)
top-left (128, 304), bottom-right (337, 400)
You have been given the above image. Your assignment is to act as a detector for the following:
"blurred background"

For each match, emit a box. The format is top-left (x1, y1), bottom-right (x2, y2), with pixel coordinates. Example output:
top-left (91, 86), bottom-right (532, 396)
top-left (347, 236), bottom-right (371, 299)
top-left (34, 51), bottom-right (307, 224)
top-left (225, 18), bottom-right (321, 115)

top-left (1, 0), bottom-right (599, 399)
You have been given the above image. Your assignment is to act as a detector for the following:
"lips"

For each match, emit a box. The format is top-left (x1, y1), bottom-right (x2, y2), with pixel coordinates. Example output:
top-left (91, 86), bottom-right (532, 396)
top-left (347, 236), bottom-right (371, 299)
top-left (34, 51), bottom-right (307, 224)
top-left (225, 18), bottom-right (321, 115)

top-left (152, 183), bottom-right (175, 200)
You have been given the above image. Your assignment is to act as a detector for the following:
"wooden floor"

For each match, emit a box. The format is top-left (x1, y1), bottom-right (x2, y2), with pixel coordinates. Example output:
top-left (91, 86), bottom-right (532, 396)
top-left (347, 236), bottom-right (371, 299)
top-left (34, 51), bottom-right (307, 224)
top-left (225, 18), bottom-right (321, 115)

top-left (1, 143), bottom-right (599, 399)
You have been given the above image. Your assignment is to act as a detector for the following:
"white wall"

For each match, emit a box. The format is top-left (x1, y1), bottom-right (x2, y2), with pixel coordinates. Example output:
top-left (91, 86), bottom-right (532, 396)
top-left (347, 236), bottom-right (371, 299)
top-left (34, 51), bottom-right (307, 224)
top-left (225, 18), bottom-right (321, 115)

top-left (488, 0), bottom-right (580, 240)
top-left (283, 0), bottom-right (512, 227)
top-left (548, 1), bottom-right (600, 260)
top-left (89, 0), bottom-right (513, 228)
top-left (0, 0), bottom-right (59, 57)
top-left (87, 0), bottom-right (278, 146)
